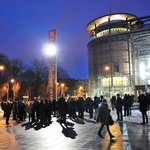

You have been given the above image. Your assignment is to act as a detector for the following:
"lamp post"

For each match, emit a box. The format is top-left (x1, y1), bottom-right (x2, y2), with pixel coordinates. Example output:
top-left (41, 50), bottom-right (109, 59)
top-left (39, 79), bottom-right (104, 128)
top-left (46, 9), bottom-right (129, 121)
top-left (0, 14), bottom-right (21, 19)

top-left (0, 65), bottom-right (4, 78)
top-left (60, 83), bottom-right (64, 96)
top-left (7, 78), bottom-right (15, 101)
top-left (0, 65), bottom-right (4, 101)
top-left (105, 66), bottom-right (110, 97)
top-left (0, 65), bottom-right (4, 71)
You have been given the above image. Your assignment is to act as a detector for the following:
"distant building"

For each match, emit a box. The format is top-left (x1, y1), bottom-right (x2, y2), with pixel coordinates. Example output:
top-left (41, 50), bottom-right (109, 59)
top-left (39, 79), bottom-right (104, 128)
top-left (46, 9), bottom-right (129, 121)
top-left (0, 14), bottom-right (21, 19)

top-left (75, 80), bottom-right (90, 98)
top-left (86, 13), bottom-right (150, 99)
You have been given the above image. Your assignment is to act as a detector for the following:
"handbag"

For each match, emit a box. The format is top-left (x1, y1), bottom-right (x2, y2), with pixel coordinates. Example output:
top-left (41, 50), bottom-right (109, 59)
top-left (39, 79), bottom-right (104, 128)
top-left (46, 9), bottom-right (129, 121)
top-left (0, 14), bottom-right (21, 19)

top-left (108, 114), bottom-right (114, 125)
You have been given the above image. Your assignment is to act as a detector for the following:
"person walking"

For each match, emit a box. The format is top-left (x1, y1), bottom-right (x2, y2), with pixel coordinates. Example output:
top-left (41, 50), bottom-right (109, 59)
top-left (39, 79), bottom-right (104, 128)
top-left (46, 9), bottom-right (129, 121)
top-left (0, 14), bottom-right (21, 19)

top-left (96, 99), bottom-right (114, 139)
top-left (138, 91), bottom-right (149, 125)
top-left (115, 94), bottom-right (123, 121)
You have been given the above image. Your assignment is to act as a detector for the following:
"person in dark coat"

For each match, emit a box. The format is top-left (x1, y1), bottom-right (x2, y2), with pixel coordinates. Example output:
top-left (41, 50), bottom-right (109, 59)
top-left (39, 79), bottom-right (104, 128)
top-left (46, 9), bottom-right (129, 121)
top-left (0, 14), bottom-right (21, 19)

top-left (145, 93), bottom-right (150, 110)
top-left (45, 99), bottom-right (52, 122)
top-left (86, 97), bottom-right (94, 118)
top-left (57, 96), bottom-right (67, 124)
top-left (52, 99), bottom-right (58, 117)
top-left (77, 97), bottom-right (85, 119)
top-left (12, 101), bottom-right (18, 120)
top-left (31, 100), bottom-right (39, 122)
top-left (39, 100), bottom-right (46, 123)
top-left (96, 99), bottom-right (114, 139)
top-left (17, 101), bottom-right (25, 122)
top-left (27, 101), bottom-right (33, 122)
top-left (110, 96), bottom-right (116, 111)
top-left (67, 97), bottom-right (77, 120)
top-left (128, 94), bottom-right (134, 115)
top-left (93, 96), bottom-right (101, 120)
top-left (5, 101), bottom-right (11, 125)
top-left (138, 91), bottom-right (149, 125)
top-left (115, 94), bottom-right (123, 121)
top-left (123, 94), bottom-right (129, 116)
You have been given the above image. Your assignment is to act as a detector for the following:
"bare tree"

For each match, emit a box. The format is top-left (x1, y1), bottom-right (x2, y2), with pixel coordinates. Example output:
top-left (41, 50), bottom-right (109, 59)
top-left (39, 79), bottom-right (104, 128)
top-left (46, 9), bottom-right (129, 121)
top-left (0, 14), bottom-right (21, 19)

top-left (20, 66), bottom-right (35, 100)
top-left (12, 82), bottom-right (21, 100)
top-left (57, 66), bottom-right (69, 82)
top-left (9, 59), bottom-right (24, 100)
top-left (31, 59), bottom-right (48, 98)
top-left (10, 58), bottom-right (24, 79)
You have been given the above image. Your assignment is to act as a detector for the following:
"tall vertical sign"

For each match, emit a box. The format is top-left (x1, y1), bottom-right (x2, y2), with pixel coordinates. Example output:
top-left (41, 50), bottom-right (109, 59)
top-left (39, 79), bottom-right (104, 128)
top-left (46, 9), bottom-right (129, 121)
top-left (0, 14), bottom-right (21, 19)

top-left (48, 29), bottom-right (57, 100)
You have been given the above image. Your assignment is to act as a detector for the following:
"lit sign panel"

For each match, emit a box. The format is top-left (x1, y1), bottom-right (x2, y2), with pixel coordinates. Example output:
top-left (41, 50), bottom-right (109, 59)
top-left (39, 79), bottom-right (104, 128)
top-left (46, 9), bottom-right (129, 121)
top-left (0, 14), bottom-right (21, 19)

top-left (48, 29), bottom-right (56, 42)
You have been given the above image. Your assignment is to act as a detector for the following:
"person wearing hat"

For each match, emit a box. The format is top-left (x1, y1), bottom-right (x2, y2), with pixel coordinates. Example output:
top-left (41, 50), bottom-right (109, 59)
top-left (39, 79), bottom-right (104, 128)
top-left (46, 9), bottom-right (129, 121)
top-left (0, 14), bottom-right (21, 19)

top-left (96, 99), bottom-right (114, 139)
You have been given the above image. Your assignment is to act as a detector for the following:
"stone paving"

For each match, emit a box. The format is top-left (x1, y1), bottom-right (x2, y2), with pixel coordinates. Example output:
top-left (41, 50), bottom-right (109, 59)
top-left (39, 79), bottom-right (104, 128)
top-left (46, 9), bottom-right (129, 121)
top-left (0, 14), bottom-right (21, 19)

top-left (0, 103), bottom-right (150, 150)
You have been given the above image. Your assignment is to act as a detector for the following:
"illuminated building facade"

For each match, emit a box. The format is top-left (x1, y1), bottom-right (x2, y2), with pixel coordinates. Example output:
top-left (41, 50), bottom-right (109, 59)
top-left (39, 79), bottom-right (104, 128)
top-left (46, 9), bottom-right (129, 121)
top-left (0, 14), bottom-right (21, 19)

top-left (86, 13), bottom-right (150, 99)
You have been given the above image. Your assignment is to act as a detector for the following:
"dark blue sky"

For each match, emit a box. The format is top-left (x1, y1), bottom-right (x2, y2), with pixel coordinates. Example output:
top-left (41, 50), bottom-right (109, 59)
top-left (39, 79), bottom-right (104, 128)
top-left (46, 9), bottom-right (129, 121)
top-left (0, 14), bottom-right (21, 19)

top-left (0, 0), bottom-right (150, 79)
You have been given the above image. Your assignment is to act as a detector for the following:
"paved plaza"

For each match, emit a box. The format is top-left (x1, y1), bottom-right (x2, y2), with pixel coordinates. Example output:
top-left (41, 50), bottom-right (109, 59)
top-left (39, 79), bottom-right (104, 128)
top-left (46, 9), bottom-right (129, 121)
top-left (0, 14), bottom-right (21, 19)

top-left (0, 103), bottom-right (150, 150)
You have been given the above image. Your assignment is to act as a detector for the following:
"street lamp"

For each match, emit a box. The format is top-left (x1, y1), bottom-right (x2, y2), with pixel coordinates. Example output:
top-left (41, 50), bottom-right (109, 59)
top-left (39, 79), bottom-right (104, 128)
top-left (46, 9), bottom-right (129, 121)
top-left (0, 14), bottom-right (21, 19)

top-left (7, 79), bottom-right (15, 101)
top-left (105, 66), bottom-right (110, 97)
top-left (0, 65), bottom-right (4, 101)
top-left (44, 44), bottom-right (57, 100)
top-left (44, 44), bottom-right (56, 56)
top-left (0, 65), bottom-right (4, 71)
top-left (0, 65), bottom-right (4, 78)
top-left (60, 83), bottom-right (64, 96)
top-left (0, 65), bottom-right (4, 80)
top-left (105, 66), bottom-right (109, 71)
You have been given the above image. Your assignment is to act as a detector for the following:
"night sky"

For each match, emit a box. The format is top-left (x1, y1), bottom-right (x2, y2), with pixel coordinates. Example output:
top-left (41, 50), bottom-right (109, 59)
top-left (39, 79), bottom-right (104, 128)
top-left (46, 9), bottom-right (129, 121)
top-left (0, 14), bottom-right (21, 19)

top-left (0, 0), bottom-right (150, 79)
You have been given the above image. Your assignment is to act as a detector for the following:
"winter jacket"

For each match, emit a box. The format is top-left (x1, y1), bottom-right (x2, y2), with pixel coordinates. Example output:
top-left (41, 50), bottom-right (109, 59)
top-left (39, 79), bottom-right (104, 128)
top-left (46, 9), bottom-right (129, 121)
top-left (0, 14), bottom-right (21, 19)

top-left (97, 103), bottom-right (109, 125)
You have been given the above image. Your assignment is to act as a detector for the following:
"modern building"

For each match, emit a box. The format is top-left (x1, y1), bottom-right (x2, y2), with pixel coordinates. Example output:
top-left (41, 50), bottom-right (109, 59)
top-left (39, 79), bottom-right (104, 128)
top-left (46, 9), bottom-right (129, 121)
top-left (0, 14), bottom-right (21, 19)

top-left (86, 13), bottom-right (150, 99)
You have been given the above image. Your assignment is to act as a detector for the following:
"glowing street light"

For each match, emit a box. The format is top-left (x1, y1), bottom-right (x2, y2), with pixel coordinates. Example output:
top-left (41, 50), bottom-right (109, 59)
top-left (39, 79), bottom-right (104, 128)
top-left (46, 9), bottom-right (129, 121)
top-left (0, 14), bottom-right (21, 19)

top-left (0, 65), bottom-right (4, 79)
top-left (105, 66), bottom-right (110, 71)
top-left (44, 44), bottom-right (57, 56)
top-left (0, 65), bottom-right (4, 71)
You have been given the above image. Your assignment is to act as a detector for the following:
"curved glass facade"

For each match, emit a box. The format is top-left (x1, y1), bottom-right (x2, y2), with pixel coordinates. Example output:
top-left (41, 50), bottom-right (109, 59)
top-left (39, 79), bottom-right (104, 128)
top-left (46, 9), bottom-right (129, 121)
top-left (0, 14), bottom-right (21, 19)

top-left (86, 13), bottom-right (150, 99)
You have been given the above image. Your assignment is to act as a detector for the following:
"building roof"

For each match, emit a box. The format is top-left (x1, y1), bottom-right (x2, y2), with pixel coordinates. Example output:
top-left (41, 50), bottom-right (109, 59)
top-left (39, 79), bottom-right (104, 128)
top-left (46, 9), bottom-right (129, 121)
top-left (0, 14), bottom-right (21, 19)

top-left (86, 13), bottom-right (137, 34)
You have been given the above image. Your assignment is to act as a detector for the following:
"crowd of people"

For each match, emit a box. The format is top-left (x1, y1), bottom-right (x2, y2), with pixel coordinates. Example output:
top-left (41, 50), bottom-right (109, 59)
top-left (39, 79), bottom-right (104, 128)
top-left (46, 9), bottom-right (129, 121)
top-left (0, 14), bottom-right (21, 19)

top-left (1, 91), bottom-right (150, 139)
